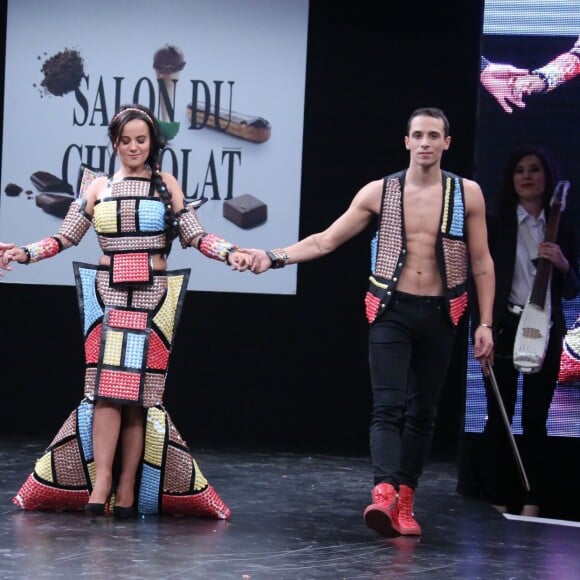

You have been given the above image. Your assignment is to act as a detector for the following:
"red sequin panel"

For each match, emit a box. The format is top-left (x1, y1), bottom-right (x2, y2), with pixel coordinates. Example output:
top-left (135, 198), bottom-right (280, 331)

top-left (364, 292), bottom-right (381, 324)
top-left (449, 293), bottom-right (468, 326)
top-left (97, 369), bottom-right (141, 401)
top-left (112, 252), bottom-right (150, 285)
top-left (558, 348), bottom-right (580, 383)
top-left (161, 485), bottom-right (232, 519)
top-left (85, 324), bottom-right (102, 364)
top-left (147, 331), bottom-right (169, 370)
top-left (13, 474), bottom-right (89, 512)
top-left (109, 309), bottom-right (148, 330)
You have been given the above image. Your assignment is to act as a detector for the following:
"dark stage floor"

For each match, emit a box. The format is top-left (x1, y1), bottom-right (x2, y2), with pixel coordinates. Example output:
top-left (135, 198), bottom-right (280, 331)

top-left (1, 439), bottom-right (579, 580)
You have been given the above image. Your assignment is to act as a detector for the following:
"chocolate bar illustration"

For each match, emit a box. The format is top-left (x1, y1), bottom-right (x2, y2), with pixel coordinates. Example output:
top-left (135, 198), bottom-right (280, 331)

top-left (30, 171), bottom-right (74, 195)
top-left (35, 193), bottom-right (74, 218)
top-left (187, 103), bottom-right (271, 143)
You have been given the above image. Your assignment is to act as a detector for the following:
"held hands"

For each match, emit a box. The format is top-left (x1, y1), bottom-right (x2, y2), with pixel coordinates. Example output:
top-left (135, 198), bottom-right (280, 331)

top-left (227, 250), bottom-right (254, 271)
top-left (0, 243), bottom-right (17, 276)
top-left (234, 248), bottom-right (272, 274)
top-left (480, 62), bottom-right (529, 113)
top-left (228, 248), bottom-right (272, 272)
top-left (512, 73), bottom-right (547, 102)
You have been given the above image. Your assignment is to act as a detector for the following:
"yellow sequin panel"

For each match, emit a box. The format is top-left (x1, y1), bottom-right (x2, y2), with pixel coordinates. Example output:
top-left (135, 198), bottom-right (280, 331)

top-left (192, 458), bottom-right (208, 491)
top-left (93, 200), bottom-right (119, 234)
top-left (87, 461), bottom-right (96, 487)
top-left (34, 453), bottom-right (54, 482)
top-left (144, 407), bottom-right (166, 467)
top-left (153, 275), bottom-right (183, 343)
top-left (102, 330), bottom-right (124, 366)
top-left (440, 176), bottom-right (451, 233)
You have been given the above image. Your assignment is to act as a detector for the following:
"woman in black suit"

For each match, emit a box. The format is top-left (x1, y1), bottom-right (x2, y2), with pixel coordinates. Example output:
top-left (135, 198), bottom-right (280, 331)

top-left (481, 145), bottom-right (579, 516)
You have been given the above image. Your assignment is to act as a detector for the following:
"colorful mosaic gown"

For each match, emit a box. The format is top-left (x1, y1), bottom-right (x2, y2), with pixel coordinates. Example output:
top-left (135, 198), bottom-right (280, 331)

top-left (12, 173), bottom-right (231, 519)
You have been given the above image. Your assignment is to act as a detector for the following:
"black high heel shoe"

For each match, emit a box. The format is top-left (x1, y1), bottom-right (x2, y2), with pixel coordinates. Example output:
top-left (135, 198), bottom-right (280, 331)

top-left (84, 502), bottom-right (107, 516)
top-left (113, 505), bottom-right (136, 519)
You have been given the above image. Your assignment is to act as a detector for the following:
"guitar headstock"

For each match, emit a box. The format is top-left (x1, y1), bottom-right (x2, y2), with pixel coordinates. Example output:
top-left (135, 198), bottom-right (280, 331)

top-left (550, 180), bottom-right (570, 212)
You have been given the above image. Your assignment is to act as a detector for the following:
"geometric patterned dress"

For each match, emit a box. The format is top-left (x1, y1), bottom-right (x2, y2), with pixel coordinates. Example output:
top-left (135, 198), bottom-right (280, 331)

top-left (13, 174), bottom-right (231, 519)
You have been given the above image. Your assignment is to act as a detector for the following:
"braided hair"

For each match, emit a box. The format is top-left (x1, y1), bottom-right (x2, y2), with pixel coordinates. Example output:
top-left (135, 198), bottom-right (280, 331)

top-left (108, 104), bottom-right (179, 252)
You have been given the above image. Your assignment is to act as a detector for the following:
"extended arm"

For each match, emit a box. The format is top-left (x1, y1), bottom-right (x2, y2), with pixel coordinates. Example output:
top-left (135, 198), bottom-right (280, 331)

top-left (162, 172), bottom-right (251, 270)
top-left (244, 179), bottom-right (382, 273)
top-left (0, 199), bottom-right (92, 266)
top-left (464, 179), bottom-right (495, 365)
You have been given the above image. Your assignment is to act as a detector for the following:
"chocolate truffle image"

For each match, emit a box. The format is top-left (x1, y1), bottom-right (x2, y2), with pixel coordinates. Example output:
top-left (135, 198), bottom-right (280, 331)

top-left (153, 44), bottom-right (186, 122)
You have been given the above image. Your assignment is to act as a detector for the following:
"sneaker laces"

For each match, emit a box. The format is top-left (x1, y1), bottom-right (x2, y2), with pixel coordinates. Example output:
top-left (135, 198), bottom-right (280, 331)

top-left (397, 491), bottom-right (415, 521)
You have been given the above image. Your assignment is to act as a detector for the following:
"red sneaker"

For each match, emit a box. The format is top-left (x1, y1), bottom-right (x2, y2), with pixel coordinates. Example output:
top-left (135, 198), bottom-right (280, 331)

top-left (363, 483), bottom-right (400, 538)
top-left (397, 484), bottom-right (422, 536)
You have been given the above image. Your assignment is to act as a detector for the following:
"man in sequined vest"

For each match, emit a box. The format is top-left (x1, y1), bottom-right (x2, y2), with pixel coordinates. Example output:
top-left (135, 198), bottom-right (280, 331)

top-left (243, 107), bottom-right (495, 537)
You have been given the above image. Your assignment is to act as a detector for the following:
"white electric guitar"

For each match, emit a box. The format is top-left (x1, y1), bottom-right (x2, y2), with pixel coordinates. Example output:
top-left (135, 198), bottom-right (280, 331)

top-left (513, 180), bottom-right (570, 374)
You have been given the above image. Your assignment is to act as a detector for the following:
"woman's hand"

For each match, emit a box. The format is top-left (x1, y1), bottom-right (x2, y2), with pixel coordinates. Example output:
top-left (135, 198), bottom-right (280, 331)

top-left (228, 250), bottom-right (254, 271)
top-left (538, 241), bottom-right (569, 274)
top-left (0, 242), bottom-right (16, 276)
top-left (236, 249), bottom-right (272, 274)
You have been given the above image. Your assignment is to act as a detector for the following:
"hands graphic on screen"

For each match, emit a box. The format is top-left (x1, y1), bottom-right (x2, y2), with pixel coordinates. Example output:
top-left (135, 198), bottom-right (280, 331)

top-left (480, 36), bottom-right (580, 114)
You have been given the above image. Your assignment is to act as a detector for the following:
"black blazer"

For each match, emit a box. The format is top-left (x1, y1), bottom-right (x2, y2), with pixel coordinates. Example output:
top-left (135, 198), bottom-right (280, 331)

top-left (471, 203), bottom-right (580, 337)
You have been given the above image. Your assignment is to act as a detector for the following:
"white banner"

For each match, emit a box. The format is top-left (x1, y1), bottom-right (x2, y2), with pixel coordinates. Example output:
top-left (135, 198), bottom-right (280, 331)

top-left (1, 0), bottom-right (309, 294)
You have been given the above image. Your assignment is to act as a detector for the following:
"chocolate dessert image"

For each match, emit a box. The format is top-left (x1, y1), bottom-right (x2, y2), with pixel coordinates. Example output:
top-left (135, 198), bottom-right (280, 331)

top-left (30, 170), bottom-right (75, 218)
top-left (30, 171), bottom-right (74, 195)
top-left (39, 49), bottom-right (85, 97)
top-left (223, 194), bottom-right (268, 229)
top-left (187, 103), bottom-right (271, 143)
top-left (153, 44), bottom-right (186, 128)
top-left (35, 193), bottom-right (75, 219)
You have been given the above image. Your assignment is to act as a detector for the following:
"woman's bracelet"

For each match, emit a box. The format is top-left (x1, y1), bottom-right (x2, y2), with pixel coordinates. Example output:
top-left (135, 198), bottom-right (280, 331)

top-left (479, 323), bottom-right (493, 330)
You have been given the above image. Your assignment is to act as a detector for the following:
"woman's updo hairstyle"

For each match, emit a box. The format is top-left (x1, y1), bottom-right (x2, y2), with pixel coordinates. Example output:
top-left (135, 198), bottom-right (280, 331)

top-left (108, 104), bottom-right (179, 249)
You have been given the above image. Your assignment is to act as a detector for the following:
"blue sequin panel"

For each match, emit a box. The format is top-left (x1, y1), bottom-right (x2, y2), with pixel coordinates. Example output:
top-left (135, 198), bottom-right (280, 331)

top-left (124, 333), bottom-right (146, 369)
top-left (370, 233), bottom-right (378, 272)
top-left (78, 267), bottom-right (104, 335)
top-left (138, 199), bottom-right (166, 232)
top-left (138, 463), bottom-right (161, 514)
top-left (78, 399), bottom-right (94, 462)
top-left (449, 178), bottom-right (465, 237)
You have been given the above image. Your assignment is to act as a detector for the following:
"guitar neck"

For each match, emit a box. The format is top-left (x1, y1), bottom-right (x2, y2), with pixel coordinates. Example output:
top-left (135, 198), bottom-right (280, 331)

top-left (529, 259), bottom-right (553, 307)
top-left (528, 205), bottom-right (561, 308)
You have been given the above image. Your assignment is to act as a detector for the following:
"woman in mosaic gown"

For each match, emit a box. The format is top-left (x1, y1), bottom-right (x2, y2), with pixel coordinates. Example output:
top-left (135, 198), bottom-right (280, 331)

top-left (2, 104), bottom-right (250, 519)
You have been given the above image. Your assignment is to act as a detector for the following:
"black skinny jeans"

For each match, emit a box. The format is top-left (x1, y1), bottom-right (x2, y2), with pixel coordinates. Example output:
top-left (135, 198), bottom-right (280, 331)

top-left (482, 309), bottom-right (562, 506)
top-left (368, 291), bottom-right (457, 489)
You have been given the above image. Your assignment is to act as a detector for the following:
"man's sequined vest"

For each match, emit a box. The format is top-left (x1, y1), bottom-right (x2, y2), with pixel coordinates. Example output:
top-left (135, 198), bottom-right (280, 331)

top-left (364, 169), bottom-right (469, 326)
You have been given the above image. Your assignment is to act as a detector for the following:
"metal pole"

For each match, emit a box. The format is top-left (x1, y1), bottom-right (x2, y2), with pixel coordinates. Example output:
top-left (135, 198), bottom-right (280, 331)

top-left (487, 364), bottom-right (530, 492)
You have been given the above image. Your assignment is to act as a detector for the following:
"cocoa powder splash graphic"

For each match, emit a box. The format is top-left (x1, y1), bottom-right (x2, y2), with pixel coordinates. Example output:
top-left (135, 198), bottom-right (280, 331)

top-left (37, 49), bottom-right (85, 97)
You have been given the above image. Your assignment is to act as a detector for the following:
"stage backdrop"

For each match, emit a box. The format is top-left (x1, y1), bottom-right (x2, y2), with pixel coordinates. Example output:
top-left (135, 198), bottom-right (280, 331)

top-left (0, 0), bottom-right (309, 294)
top-left (466, 0), bottom-right (580, 438)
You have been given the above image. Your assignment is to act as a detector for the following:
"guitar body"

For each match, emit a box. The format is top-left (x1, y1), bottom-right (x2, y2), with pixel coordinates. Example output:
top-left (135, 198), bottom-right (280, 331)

top-left (512, 180), bottom-right (569, 374)
top-left (513, 288), bottom-right (552, 374)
